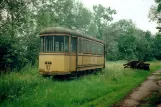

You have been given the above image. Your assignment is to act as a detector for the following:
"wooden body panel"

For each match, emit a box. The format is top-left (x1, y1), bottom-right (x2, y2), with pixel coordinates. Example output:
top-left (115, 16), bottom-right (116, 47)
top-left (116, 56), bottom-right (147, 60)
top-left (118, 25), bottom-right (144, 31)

top-left (39, 53), bottom-right (104, 75)
top-left (77, 55), bottom-right (104, 71)
top-left (69, 55), bottom-right (76, 72)
top-left (78, 55), bottom-right (104, 66)
top-left (39, 53), bottom-right (69, 74)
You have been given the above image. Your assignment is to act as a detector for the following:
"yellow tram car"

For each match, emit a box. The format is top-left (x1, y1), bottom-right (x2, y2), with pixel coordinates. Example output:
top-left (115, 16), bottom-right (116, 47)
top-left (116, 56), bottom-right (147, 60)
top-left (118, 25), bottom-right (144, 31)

top-left (39, 27), bottom-right (105, 76)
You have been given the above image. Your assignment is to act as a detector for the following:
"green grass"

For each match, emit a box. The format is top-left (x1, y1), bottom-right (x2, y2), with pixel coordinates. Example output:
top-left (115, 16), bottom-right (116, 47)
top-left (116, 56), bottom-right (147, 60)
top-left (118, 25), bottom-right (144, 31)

top-left (0, 61), bottom-right (161, 107)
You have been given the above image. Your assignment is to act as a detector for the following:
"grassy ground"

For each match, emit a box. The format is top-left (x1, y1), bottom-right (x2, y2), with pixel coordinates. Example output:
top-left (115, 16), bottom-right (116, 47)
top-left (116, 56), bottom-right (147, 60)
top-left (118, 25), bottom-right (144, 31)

top-left (0, 61), bottom-right (161, 107)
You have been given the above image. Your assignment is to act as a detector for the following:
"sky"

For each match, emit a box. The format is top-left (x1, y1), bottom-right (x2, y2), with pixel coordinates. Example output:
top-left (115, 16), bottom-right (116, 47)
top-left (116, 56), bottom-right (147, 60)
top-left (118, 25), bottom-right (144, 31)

top-left (81, 0), bottom-right (158, 34)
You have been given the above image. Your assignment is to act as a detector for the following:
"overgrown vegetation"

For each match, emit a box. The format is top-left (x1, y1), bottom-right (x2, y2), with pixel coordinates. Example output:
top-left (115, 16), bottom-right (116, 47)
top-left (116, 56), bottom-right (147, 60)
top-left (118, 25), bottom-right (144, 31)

top-left (0, 61), bottom-right (161, 107)
top-left (1, 0), bottom-right (161, 70)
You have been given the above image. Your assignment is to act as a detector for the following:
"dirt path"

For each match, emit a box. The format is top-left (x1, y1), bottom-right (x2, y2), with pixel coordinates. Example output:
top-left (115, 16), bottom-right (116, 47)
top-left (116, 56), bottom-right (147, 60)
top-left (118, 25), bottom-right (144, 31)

top-left (115, 70), bottom-right (161, 107)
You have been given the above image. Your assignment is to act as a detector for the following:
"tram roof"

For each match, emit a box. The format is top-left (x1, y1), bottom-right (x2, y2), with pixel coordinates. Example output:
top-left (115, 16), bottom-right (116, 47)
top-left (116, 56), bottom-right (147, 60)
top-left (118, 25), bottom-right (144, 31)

top-left (39, 27), bottom-right (104, 43)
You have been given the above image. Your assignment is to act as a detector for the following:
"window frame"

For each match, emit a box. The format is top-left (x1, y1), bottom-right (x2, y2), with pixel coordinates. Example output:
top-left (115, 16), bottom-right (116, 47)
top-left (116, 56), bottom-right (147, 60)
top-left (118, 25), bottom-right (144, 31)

top-left (78, 38), bottom-right (82, 53)
top-left (81, 39), bottom-right (91, 54)
top-left (70, 36), bottom-right (77, 53)
top-left (91, 41), bottom-right (98, 55)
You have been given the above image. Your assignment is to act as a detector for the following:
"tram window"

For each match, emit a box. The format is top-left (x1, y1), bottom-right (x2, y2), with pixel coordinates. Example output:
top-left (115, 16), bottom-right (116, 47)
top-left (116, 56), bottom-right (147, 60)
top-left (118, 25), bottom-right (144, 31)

top-left (86, 42), bottom-right (88, 53)
top-left (55, 42), bottom-right (59, 52)
top-left (40, 37), bottom-right (44, 52)
top-left (102, 45), bottom-right (104, 54)
top-left (93, 42), bottom-right (97, 55)
top-left (82, 39), bottom-right (85, 53)
top-left (98, 44), bottom-right (100, 55)
top-left (83, 40), bottom-right (89, 53)
top-left (43, 36), bottom-right (53, 52)
top-left (89, 42), bottom-right (92, 53)
top-left (41, 36), bottom-right (69, 52)
top-left (54, 36), bottom-right (64, 52)
top-left (65, 36), bottom-right (69, 52)
top-left (71, 37), bottom-right (77, 52)
top-left (86, 41), bottom-right (90, 54)
top-left (98, 44), bottom-right (103, 55)
top-left (101, 45), bottom-right (103, 55)
top-left (92, 42), bottom-right (94, 54)
top-left (82, 40), bottom-right (86, 53)
top-left (98, 44), bottom-right (101, 55)
top-left (83, 40), bottom-right (86, 53)
top-left (78, 38), bottom-right (82, 53)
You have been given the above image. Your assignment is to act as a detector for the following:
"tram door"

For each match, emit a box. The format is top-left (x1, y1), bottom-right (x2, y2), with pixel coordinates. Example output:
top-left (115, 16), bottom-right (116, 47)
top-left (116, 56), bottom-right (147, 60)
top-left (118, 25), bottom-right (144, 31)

top-left (69, 37), bottom-right (77, 72)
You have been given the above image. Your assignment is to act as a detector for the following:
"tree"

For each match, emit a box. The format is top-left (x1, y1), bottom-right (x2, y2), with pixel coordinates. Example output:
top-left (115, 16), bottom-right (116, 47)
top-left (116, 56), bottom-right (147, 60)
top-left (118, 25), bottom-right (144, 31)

top-left (93, 4), bottom-right (116, 39)
top-left (149, 5), bottom-right (158, 22)
top-left (0, 0), bottom-right (30, 69)
top-left (104, 20), bottom-right (137, 60)
top-left (149, 0), bottom-right (161, 31)
top-left (153, 33), bottom-right (161, 60)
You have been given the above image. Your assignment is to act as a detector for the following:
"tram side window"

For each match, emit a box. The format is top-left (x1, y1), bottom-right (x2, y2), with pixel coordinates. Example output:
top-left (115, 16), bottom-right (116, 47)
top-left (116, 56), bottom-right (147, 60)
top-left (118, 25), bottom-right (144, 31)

top-left (93, 42), bottom-right (97, 55)
top-left (43, 36), bottom-right (54, 52)
top-left (98, 44), bottom-right (101, 55)
top-left (82, 40), bottom-right (86, 53)
top-left (78, 38), bottom-right (82, 53)
top-left (40, 37), bottom-right (44, 52)
top-left (102, 45), bottom-right (104, 55)
top-left (91, 42), bottom-right (97, 55)
top-left (86, 41), bottom-right (91, 54)
top-left (55, 36), bottom-right (64, 52)
top-left (98, 44), bottom-right (100, 55)
top-left (65, 36), bottom-right (69, 52)
top-left (71, 37), bottom-right (77, 52)
top-left (92, 42), bottom-right (94, 54)
top-left (98, 44), bottom-right (104, 55)
top-left (82, 40), bottom-right (90, 54)
top-left (101, 45), bottom-right (104, 55)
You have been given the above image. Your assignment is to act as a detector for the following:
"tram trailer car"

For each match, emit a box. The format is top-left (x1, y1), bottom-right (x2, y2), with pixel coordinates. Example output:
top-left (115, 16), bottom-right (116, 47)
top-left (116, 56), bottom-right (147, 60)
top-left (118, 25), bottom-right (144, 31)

top-left (39, 27), bottom-right (105, 76)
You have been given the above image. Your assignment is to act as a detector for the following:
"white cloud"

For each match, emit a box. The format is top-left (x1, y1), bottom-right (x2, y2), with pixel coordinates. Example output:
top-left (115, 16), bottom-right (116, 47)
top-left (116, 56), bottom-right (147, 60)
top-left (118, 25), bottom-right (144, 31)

top-left (81, 0), bottom-right (158, 34)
